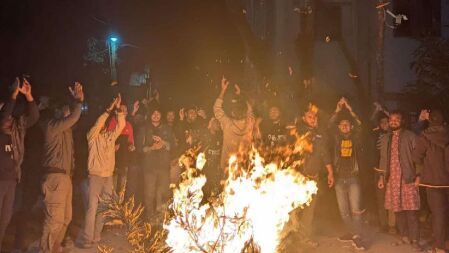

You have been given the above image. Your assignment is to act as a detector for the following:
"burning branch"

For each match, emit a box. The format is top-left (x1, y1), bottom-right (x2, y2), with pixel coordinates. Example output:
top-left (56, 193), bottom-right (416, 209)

top-left (165, 136), bottom-right (318, 253)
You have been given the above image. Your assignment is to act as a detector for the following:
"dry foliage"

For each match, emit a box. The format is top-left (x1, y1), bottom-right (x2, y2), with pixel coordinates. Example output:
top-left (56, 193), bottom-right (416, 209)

top-left (97, 184), bottom-right (171, 253)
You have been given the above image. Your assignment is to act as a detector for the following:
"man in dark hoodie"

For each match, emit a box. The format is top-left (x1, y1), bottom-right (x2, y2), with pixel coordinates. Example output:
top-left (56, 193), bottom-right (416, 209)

top-left (40, 82), bottom-right (84, 253)
top-left (0, 78), bottom-right (39, 252)
top-left (413, 109), bottom-right (449, 253)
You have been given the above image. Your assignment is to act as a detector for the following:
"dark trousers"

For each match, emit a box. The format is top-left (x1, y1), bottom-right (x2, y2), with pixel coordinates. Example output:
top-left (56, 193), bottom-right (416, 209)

top-left (143, 153), bottom-right (170, 218)
top-left (0, 180), bottom-right (16, 252)
top-left (395, 210), bottom-right (419, 241)
top-left (426, 188), bottom-right (449, 249)
top-left (202, 161), bottom-right (222, 198)
top-left (125, 165), bottom-right (143, 203)
top-left (375, 177), bottom-right (388, 228)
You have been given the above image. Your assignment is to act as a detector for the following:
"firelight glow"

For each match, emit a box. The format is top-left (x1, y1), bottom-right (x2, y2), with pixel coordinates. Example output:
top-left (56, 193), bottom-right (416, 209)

top-left (164, 142), bottom-right (318, 253)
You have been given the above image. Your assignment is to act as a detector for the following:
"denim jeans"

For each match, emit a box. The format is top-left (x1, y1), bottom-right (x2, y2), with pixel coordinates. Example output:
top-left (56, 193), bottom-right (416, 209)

top-left (335, 177), bottom-right (363, 236)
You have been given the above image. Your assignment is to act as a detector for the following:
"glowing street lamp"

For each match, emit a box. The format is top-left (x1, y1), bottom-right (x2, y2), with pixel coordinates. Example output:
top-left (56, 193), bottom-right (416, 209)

top-left (108, 35), bottom-right (119, 81)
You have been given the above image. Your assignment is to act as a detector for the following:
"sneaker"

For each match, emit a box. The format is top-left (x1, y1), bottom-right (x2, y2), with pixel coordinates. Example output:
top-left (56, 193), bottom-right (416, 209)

top-left (338, 233), bottom-right (354, 242)
top-left (62, 236), bottom-right (74, 249)
top-left (411, 240), bottom-right (423, 251)
top-left (76, 241), bottom-right (93, 249)
top-left (352, 237), bottom-right (366, 251)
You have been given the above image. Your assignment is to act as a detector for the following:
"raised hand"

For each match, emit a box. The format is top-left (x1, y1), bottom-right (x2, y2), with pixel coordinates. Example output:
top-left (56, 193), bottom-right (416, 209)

top-left (179, 108), bottom-right (185, 121)
top-left (115, 93), bottom-right (122, 109)
top-left (335, 97), bottom-right (345, 112)
top-left (343, 98), bottom-right (354, 112)
top-left (221, 76), bottom-right (229, 91)
top-left (234, 84), bottom-right (241, 95)
top-left (107, 96), bottom-right (120, 112)
top-left (132, 100), bottom-right (140, 116)
top-left (373, 102), bottom-right (383, 112)
top-left (69, 82), bottom-right (84, 102)
top-left (19, 79), bottom-right (34, 101)
top-left (418, 109), bottom-right (430, 121)
top-left (11, 77), bottom-right (21, 99)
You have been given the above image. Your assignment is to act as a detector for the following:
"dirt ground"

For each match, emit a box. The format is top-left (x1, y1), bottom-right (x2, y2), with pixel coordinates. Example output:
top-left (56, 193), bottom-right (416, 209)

top-left (61, 226), bottom-right (426, 253)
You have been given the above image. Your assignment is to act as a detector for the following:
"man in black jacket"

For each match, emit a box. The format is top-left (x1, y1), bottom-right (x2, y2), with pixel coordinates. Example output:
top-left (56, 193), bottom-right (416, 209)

top-left (280, 104), bottom-right (334, 248)
top-left (140, 107), bottom-right (174, 220)
top-left (413, 109), bottom-right (449, 253)
top-left (0, 78), bottom-right (39, 252)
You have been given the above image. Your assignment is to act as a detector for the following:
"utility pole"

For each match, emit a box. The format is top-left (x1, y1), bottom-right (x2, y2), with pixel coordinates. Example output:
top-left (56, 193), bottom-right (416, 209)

top-left (108, 36), bottom-right (119, 81)
top-left (375, 1), bottom-right (386, 101)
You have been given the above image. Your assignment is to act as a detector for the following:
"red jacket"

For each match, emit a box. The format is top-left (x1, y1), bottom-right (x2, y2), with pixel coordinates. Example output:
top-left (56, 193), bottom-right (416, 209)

top-left (107, 117), bottom-right (134, 146)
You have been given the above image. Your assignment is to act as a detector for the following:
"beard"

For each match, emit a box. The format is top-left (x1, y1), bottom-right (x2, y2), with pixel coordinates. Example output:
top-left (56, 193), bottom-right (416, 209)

top-left (390, 125), bottom-right (401, 131)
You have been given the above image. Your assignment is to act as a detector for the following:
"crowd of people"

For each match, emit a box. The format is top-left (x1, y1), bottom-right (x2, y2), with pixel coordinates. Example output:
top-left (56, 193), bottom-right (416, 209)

top-left (0, 76), bottom-right (448, 253)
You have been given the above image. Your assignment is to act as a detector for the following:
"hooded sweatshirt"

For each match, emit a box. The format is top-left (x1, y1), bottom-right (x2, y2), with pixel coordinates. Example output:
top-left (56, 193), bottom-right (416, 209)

top-left (213, 98), bottom-right (254, 170)
top-left (413, 126), bottom-right (449, 186)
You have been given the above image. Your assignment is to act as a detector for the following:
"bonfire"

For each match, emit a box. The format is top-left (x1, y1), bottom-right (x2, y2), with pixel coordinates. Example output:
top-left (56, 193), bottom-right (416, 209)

top-left (165, 134), bottom-right (318, 253)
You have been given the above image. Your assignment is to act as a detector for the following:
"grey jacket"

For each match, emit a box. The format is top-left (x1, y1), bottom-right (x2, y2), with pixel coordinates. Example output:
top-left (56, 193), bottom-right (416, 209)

top-left (42, 103), bottom-right (82, 174)
top-left (379, 129), bottom-right (417, 184)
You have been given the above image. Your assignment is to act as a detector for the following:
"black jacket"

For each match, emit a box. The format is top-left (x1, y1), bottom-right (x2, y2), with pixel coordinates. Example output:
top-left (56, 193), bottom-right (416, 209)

top-left (296, 125), bottom-right (331, 178)
top-left (413, 126), bottom-right (449, 186)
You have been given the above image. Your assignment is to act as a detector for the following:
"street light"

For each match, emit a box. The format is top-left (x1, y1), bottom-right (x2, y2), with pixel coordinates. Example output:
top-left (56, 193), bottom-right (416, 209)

top-left (108, 35), bottom-right (119, 81)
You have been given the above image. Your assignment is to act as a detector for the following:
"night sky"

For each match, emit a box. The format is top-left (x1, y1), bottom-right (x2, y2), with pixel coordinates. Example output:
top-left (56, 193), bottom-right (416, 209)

top-left (0, 0), bottom-right (249, 107)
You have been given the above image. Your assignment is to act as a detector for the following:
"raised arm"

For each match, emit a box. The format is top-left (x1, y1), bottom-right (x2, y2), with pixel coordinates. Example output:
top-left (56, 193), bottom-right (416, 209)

top-left (370, 102), bottom-right (390, 125)
top-left (47, 82), bottom-right (84, 132)
top-left (213, 76), bottom-right (230, 124)
top-left (328, 97), bottom-right (345, 128)
top-left (87, 112), bottom-right (109, 141)
top-left (111, 112), bottom-right (126, 141)
top-left (87, 95), bottom-right (119, 141)
top-left (18, 79), bottom-right (39, 128)
top-left (1, 78), bottom-right (21, 118)
top-left (343, 98), bottom-right (361, 127)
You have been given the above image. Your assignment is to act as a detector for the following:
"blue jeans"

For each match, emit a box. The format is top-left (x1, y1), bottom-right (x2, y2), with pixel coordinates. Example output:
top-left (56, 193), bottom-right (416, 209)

top-left (335, 177), bottom-right (363, 236)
